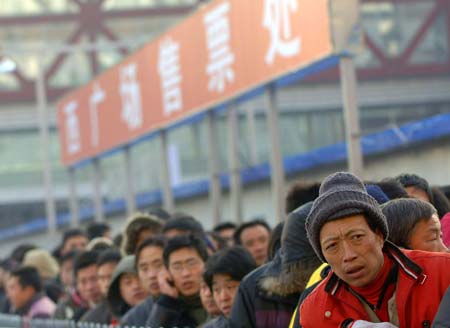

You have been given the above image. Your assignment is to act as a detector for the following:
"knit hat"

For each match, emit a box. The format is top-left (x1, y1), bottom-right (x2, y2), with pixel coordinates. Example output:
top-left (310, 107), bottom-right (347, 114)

top-left (306, 172), bottom-right (389, 262)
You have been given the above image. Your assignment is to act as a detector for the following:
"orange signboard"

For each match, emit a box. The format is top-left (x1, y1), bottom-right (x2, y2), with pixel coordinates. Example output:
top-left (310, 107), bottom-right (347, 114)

top-left (57, 0), bottom-right (333, 166)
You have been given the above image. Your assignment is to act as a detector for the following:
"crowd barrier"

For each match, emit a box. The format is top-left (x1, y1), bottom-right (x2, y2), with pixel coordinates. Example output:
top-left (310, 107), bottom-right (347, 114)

top-left (0, 314), bottom-right (147, 328)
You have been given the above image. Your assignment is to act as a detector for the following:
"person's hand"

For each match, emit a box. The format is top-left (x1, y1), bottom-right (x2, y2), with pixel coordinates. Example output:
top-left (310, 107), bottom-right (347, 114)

top-left (157, 269), bottom-right (178, 299)
top-left (350, 320), bottom-right (398, 328)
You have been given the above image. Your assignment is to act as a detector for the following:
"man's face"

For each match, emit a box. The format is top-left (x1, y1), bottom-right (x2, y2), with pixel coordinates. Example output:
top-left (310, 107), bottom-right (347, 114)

top-left (168, 247), bottom-right (205, 297)
top-left (218, 228), bottom-right (235, 247)
top-left (76, 264), bottom-right (102, 306)
top-left (212, 273), bottom-right (240, 318)
top-left (320, 214), bottom-right (385, 288)
top-left (409, 214), bottom-right (448, 253)
top-left (62, 235), bottom-right (88, 255)
top-left (6, 276), bottom-right (34, 310)
top-left (97, 262), bottom-right (118, 297)
top-left (200, 280), bottom-right (221, 316)
top-left (240, 225), bottom-right (270, 266)
top-left (119, 273), bottom-right (146, 307)
top-left (137, 246), bottom-right (164, 297)
top-left (60, 259), bottom-right (74, 288)
top-left (405, 186), bottom-right (431, 203)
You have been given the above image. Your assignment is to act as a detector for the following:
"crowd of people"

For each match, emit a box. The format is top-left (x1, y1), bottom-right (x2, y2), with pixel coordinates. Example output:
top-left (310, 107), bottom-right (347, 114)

top-left (0, 172), bottom-right (450, 327)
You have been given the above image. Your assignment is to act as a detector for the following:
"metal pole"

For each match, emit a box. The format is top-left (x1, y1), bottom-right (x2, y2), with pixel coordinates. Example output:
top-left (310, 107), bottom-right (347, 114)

top-left (35, 59), bottom-right (57, 233)
top-left (68, 167), bottom-right (79, 228)
top-left (93, 158), bottom-right (104, 222)
top-left (124, 146), bottom-right (136, 215)
top-left (160, 130), bottom-right (175, 212)
top-left (206, 111), bottom-right (222, 225)
top-left (265, 85), bottom-right (286, 221)
top-left (339, 55), bottom-right (363, 177)
top-left (246, 105), bottom-right (259, 166)
top-left (227, 102), bottom-right (243, 224)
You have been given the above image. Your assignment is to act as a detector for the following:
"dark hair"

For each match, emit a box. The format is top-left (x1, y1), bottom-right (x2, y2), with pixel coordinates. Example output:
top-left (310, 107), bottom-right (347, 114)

top-left (285, 181), bottom-right (320, 214)
top-left (203, 246), bottom-right (257, 290)
top-left (268, 222), bottom-right (284, 261)
top-left (148, 208), bottom-right (171, 221)
top-left (62, 229), bottom-right (87, 247)
top-left (163, 234), bottom-right (208, 268)
top-left (113, 234), bottom-right (123, 249)
top-left (234, 219), bottom-right (271, 245)
top-left (206, 232), bottom-right (228, 251)
top-left (212, 222), bottom-right (237, 233)
top-left (135, 236), bottom-right (166, 267)
top-left (97, 250), bottom-right (121, 267)
top-left (163, 213), bottom-right (204, 236)
top-left (10, 244), bottom-right (37, 265)
top-left (10, 266), bottom-right (42, 293)
top-left (73, 251), bottom-right (99, 279)
top-left (381, 198), bottom-right (437, 249)
top-left (59, 250), bottom-right (79, 266)
top-left (86, 223), bottom-right (111, 241)
top-left (431, 186), bottom-right (450, 219)
top-left (395, 173), bottom-right (433, 201)
top-left (376, 179), bottom-right (409, 200)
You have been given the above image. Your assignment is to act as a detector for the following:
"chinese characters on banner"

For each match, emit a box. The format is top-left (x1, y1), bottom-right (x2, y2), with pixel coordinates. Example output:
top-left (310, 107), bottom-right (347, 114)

top-left (57, 0), bottom-right (333, 166)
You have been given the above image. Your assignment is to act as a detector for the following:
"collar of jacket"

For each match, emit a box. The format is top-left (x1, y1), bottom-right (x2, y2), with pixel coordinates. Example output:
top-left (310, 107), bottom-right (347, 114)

top-left (15, 292), bottom-right (45, 316)
top-left (324, 241), bottom-right (426, 295)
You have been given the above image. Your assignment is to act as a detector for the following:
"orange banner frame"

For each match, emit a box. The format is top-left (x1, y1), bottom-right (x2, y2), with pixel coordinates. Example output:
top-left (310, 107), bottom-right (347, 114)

top-left (57, 0), bottom-right (333, 166)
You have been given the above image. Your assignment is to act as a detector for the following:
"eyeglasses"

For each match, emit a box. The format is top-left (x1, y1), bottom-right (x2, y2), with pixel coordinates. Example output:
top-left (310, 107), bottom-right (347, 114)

top-left (170, 258), bottom-right (202, 273)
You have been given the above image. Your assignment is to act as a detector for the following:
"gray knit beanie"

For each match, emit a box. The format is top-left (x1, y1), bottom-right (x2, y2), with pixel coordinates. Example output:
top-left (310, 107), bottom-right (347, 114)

top-left (306, 172), bottom-right (389, 262)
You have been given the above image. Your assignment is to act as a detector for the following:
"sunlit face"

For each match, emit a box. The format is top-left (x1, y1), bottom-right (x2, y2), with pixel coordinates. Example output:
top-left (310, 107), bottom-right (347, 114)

top-left (168, 247), bottom-right (205, 297)
top-left (240, 225), bottom-right (270, 266)
top-left (211, 274), bottom-right (240, 318)
top-left (200, 280), bottom-right (221, 317)
top-left (76, 264), bottom-right (102, 306)
top-left (6, 276), bottom-right (34, 310)
top-left (409, 214), bottom-right (448, 253)
top-left (320, 214), bottom-right (385, 288)
top-left (137, 246), bottom-right (164, 296)
top-left (97, 262), bottom-right (118, 297)
top-left (119, 273), bottom-right (147, 307)
top-left (405, 186), bottom-right (431, 203)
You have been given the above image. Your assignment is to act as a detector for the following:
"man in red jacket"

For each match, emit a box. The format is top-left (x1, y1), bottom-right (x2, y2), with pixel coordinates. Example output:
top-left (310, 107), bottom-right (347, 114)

top-left (299, 172), bottom-right (450, 328)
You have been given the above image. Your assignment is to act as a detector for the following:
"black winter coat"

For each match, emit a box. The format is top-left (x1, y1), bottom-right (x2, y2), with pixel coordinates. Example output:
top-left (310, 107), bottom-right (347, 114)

top-left (229, 251), bottom-right (300, 328)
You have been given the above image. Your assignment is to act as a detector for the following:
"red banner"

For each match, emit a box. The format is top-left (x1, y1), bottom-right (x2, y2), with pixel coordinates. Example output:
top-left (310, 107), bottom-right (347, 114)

top-left (57, 0), bottom-right (333, 166)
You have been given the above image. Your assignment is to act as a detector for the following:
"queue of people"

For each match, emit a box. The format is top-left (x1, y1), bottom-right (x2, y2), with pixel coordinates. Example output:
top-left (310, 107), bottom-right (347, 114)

top-left (0, 172), bottom-right (449, 327)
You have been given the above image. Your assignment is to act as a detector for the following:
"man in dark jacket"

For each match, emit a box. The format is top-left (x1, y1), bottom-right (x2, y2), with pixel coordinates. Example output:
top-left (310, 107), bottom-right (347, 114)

top-left (120, 236), bottom-right (166, 326)
top-left (229, 201), bottom-right (322, 328)
top-left (79, 250), bottom-right (121, 324)
top-left (145, 234), bottom-right (208, 327)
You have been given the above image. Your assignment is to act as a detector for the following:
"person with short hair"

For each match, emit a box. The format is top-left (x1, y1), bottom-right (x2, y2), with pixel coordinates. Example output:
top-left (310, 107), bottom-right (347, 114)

top-left (234, 219), bottom-right (271, 266)
top-left (86, 222), bottom-right (111, 241)
top-left (212, 222), bottom-right (237, 247)
top-left (145, 234), bottom-right (209, 327)
top-left (79, 250), bottom-right (122, 324)
top-left (299, 172), bottom-right (450, 327)
top-left (53, 251), bottom-right (102, 321)
top-left (203, 246), bottom-right (257, 327)
top-left (120, 236), bottom-right (167, 327)
top-left (162, 213), bottom-right (205, 239)
top-left (6, 266), bottom-right (56, 319)
top-left (381, 198), bottom-right (448, 253)
top-left (60, 229), bottom-right (88, 256)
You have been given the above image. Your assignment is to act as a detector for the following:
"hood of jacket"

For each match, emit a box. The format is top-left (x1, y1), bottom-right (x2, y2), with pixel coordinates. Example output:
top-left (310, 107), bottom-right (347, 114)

top-left (259, 202), bottom-right (322, 297)
top-left (106, 255), bottom-right (137, 318)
